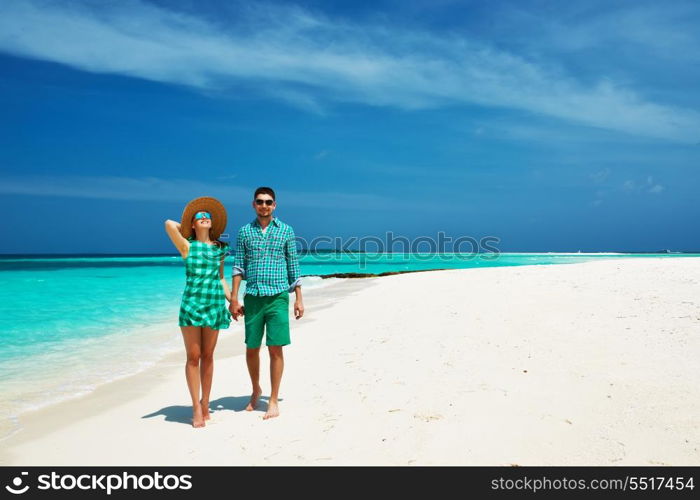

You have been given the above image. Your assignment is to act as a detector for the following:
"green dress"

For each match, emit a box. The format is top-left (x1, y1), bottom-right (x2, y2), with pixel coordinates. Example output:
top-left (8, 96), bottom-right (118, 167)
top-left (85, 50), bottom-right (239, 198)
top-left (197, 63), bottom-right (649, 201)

top-left (179, 237), bottom-right (232, 330)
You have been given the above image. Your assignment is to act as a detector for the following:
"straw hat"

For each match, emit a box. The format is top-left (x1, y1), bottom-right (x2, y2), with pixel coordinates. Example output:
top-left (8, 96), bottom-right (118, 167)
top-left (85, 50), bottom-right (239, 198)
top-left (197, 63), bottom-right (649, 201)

top-left (179, 196), bottom-right (227, 240)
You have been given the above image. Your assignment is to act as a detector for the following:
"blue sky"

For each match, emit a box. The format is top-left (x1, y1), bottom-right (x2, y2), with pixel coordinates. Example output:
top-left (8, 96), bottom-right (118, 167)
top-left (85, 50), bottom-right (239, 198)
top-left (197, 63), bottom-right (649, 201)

top-left (1, 0), bottom-right (699, 253)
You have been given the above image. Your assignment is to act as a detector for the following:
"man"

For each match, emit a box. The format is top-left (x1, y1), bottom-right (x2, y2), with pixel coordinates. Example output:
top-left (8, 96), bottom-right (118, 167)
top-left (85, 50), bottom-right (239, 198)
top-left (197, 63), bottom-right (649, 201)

top-left (229, 186), bottom-right (304, 420)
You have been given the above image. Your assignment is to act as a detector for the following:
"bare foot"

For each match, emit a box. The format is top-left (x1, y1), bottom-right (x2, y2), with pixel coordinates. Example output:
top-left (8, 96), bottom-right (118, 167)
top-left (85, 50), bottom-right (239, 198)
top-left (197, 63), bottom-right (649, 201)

top-left (263, 400), bottom-right (280, 420)
top-left (200, 399), bottom-right (211, 420)
top-left (192, 406), bottom-right (206, 428)
top-left (245, 387), bottom-right (262, 411)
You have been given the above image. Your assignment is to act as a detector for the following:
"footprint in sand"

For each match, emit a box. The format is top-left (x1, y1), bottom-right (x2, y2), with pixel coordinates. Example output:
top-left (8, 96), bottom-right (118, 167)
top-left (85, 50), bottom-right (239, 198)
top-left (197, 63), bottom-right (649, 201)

top-left (413, 413), bottom-right (443, 422)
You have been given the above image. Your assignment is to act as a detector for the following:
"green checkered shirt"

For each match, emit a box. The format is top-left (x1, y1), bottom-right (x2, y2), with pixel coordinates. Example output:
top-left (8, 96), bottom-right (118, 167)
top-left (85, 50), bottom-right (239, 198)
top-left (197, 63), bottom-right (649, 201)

top-left (232, 216), bottom-right (301, 296)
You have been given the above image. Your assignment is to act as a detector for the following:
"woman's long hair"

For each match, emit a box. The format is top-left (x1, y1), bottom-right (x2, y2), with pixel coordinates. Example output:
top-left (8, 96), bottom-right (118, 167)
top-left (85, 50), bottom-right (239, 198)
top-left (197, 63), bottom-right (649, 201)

top-left (187, 226), bottom-right (228, 251)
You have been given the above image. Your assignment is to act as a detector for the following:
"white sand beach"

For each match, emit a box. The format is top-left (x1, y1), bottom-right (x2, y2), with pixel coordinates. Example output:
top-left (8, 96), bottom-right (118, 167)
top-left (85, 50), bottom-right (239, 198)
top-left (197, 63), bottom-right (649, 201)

top-left (1, 257), bottom-right (698, 466)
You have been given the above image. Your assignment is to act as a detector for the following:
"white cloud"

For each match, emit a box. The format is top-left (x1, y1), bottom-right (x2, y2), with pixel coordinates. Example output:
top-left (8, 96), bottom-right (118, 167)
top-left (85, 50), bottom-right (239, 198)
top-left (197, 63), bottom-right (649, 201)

top-left (518, 2), bottom-right (700, 63)
top-left (622, 177), bottom-right (666, 194)
top-left (0, 0), bottom-right (699, 142)
top-left (0, 173), bottom-right (251, 202)
top-left (0, 173), bottom-right (417, 209)
top-left (590, 168), bottom-right (611, 183)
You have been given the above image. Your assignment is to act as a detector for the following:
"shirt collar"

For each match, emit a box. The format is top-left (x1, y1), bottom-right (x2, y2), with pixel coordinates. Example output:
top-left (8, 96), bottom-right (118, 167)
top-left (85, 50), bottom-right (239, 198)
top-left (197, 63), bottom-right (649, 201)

top-left (252, 216), bottom-right (280, 228)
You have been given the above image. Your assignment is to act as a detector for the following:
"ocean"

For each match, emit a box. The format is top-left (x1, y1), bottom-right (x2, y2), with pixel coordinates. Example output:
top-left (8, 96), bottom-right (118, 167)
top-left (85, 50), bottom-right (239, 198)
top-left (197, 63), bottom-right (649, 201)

top-left (1, 251), bottom-right (697, 439)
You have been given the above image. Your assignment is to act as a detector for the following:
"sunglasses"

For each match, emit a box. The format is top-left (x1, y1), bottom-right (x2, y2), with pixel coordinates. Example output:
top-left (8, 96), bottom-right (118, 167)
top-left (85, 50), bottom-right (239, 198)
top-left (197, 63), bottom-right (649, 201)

top-left (193, 211), bottom-right (211, 220)
top-left (255, 199), bottom-right (274, 206)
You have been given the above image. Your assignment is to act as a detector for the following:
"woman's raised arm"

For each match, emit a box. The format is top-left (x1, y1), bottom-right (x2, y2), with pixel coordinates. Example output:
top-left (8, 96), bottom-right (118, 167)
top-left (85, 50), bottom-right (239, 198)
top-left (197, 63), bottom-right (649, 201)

top-left (164, 219), bottom-right (189, 259)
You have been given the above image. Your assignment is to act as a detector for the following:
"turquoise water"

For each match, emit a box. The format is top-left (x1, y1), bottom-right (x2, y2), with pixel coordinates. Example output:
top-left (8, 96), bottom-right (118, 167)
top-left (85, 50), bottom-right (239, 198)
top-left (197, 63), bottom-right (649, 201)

top-left (0, 251), bottom-right (698, 437)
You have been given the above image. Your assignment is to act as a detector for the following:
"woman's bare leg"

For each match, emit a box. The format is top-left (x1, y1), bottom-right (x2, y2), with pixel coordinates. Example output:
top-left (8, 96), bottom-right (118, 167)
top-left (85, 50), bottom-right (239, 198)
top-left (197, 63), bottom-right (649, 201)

top-left (200, 327), bottom-right (219, 420)
top-left (181, 326), bottom-right (205, 428)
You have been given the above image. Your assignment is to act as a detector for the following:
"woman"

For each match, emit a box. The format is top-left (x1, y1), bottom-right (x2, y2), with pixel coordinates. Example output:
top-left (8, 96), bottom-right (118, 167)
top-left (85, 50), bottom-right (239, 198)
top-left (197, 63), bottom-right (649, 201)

top-left (164, 196), bottom-right (233, 428)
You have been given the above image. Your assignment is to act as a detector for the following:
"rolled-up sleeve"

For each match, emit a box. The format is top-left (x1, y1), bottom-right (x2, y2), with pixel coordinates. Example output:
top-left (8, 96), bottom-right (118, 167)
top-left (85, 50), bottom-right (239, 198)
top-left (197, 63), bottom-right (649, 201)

top-left (285, 227), bottom-right (301, 292)
top-left (232, 228), bottom-right (246, 279)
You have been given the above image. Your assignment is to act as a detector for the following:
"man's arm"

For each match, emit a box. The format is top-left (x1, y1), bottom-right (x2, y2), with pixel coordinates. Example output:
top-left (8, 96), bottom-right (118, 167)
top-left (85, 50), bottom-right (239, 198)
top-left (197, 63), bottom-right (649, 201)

top-left (293, 283), bottom-right (303, 319)
top-left (285, 227), bottom-right (304, 319)
top-left (230, 275), bottom-right (243, 317)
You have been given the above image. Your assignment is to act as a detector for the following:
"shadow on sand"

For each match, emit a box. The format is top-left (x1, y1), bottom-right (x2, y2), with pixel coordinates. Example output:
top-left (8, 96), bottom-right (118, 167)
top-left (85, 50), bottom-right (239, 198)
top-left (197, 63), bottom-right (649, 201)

top-left (142, 395), bottom-right (283, 425)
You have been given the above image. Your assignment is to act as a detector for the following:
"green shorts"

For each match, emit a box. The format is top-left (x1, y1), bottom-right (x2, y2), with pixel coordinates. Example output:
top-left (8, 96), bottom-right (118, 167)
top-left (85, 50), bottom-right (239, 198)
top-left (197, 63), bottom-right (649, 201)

top-left (243, 291), bottom-right (290, 348)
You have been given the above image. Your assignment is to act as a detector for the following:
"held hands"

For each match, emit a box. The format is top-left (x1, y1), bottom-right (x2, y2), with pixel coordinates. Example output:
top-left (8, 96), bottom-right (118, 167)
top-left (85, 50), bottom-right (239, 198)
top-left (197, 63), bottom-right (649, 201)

top-left (229, 300), bottom-right (245, 321)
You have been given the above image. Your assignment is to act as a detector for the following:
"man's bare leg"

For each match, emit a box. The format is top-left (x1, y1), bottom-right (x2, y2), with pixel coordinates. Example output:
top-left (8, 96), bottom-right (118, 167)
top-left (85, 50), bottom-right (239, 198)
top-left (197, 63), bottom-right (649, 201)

top-left (199, 327), bottom-right (219, 420)
top-left (264, 345), bottom-right (284, 420)
top-left (245, 347), bottom-right (262, 411)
